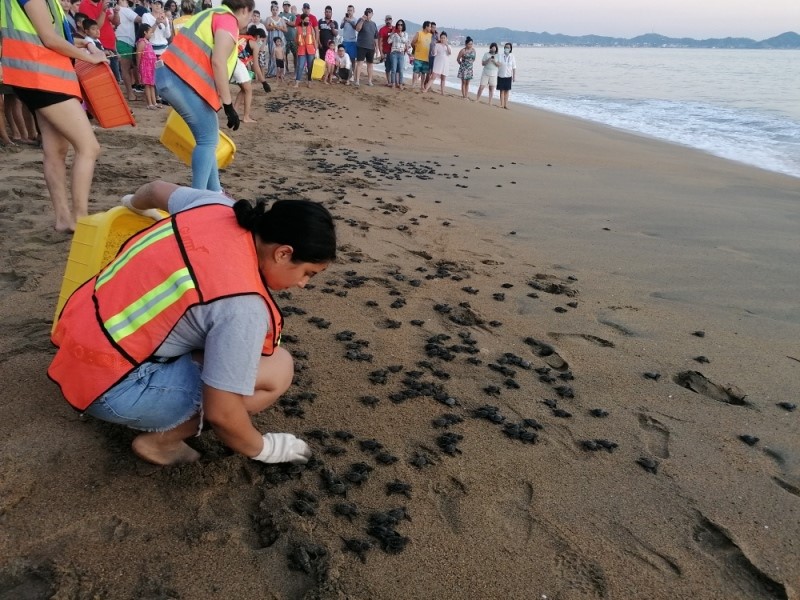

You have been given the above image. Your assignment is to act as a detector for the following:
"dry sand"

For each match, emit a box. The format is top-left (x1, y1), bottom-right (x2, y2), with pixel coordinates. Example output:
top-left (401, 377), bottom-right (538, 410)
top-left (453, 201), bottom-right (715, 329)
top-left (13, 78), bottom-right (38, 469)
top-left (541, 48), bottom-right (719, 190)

top-left (0, 83), bottom-right (798, 600)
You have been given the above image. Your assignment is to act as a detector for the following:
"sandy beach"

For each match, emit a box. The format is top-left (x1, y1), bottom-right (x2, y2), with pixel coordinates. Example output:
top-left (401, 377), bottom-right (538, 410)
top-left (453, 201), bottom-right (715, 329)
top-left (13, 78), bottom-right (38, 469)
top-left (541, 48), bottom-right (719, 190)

top-left (0, 83), bottom-right (798, 599)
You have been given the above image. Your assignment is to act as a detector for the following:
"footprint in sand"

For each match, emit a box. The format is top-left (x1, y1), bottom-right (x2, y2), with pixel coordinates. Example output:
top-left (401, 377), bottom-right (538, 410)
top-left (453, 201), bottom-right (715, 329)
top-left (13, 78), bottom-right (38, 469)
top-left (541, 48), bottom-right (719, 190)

top-left (673, 371), bottom-right (748, 406)
top-left (549, 332), bottom-right (615, 348)
top-left (434, 476), bottom-right (468, 535)
top-left (637, 413), bottom-right (670, 459)
top-left (692, 513), bottom-right (789, 599)
top-left (523, 337), bottom-right (569, 371)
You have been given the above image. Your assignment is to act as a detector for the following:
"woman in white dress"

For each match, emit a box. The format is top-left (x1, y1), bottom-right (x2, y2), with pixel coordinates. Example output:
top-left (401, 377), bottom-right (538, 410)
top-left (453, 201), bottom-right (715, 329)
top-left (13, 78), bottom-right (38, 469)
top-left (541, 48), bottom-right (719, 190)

top-left (424, 31), bottom-right (451, 95)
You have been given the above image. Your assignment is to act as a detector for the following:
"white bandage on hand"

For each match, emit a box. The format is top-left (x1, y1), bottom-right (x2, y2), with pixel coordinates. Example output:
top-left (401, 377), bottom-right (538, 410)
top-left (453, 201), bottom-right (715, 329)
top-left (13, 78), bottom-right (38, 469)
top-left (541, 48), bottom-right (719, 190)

top-left (121, 194), bottom-right (165, 221)
top-left (252, 433), bottom-right (312, 464)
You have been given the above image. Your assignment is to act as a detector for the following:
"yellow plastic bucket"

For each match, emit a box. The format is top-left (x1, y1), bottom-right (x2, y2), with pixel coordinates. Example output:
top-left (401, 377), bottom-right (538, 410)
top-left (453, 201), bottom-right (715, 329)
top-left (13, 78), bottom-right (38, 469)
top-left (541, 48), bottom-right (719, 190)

top-left (52, 207), bottom-right (162, 330)
top-left (311, 58), bottom-right (326, 81)
top-left (159, 109), bottom-right (236, 169)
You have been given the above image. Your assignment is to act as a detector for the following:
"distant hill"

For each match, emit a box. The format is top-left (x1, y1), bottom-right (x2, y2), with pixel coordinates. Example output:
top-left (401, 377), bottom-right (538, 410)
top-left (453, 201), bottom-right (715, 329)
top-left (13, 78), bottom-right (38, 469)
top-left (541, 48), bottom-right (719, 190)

top-left (402, 23), bottom-right (800, 49)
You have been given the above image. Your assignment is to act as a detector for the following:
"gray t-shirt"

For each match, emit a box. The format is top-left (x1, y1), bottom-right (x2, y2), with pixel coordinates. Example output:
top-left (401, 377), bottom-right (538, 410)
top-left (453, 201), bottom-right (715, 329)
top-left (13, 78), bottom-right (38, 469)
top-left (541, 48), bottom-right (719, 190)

top-left (356, 18), bottom-right (377, 49)
top-left (155, 187), bottom-right (270, 396)
top-left (340, 15), bottom-right (357, 42)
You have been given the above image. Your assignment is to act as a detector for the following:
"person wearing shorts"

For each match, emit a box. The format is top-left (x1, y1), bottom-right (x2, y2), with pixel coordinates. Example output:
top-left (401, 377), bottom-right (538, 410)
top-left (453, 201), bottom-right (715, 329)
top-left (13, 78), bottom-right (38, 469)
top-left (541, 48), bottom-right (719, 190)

top-left (353, 7), bottom-right (378, 86)
top-left (51, 182), bottom-right (337, 466)
top-left (476, 42), bottom-right (500, 106)
top-left (410, 20), bottom-right (431, 91)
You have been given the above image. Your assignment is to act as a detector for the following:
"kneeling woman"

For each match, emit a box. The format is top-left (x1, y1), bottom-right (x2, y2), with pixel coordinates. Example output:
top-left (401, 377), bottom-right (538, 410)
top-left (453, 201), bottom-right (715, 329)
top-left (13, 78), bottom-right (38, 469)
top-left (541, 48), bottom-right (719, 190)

top-left (49, 182), bottom-right (336, 465)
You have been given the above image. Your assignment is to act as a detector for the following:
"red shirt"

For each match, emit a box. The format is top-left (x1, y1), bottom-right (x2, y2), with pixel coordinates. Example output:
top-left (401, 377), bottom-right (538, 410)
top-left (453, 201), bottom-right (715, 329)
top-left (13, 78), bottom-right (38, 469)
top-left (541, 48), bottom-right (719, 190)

top-left (378, 24), bottom-right (393, 55)
top-left (295, 13), bottom-right (318, 28)
top-left (78, 0), bottom-right (116, 49)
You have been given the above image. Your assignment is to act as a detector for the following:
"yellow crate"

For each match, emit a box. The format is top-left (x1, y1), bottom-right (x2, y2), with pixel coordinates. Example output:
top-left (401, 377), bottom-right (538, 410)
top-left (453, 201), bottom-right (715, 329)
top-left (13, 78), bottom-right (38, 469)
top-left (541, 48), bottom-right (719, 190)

top-left (311, 58), bottom-right (326, 81)
top-left (159, 109), bottom-right (236, 169)
top-left (53, 207), bottom-right (160, 330)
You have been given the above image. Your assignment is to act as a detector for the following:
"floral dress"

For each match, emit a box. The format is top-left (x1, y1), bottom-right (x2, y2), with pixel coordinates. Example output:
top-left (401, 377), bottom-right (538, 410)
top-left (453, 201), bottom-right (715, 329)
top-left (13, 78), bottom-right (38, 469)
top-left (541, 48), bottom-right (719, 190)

top-left (457, 48), bottom-right (476, 81)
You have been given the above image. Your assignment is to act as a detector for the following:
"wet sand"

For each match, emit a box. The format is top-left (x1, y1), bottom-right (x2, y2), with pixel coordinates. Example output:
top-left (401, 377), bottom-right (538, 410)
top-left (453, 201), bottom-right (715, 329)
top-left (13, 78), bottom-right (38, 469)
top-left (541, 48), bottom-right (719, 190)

top-left (0, 83), bottom-right (798, 599)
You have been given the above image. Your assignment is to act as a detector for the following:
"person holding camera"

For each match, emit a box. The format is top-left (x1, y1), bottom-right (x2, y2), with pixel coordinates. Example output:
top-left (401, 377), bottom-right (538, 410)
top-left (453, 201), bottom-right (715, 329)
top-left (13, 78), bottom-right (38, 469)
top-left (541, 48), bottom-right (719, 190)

top-left (78, 0), bottom-right (120, 80)
top-left (475, 41), bottom-right (500, 106)
top-left (353, 7), bottom-right (378, 86)
top-left (156, 0), bottom-right (254, 191)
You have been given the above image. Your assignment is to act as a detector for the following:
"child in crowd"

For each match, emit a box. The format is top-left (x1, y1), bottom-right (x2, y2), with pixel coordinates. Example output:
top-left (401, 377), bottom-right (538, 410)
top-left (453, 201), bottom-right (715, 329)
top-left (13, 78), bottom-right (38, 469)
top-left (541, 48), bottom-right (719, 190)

top-left (335, 44), bottom-right (351, 85)
top-left (136, 24), bottom-right (160, 109)
top-left (73, 12), bottom-right (88, 38)
top-left (273, 37), bottom-right (286, 83)
top-left (323, 40), bottom-right (336, 84)
top-left (82, 19), bottom-right (107, 57)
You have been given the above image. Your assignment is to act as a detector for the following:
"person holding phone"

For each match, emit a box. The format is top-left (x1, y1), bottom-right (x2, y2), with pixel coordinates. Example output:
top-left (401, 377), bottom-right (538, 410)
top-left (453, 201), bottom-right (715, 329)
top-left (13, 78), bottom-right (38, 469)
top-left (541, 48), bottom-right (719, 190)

top-left (475, 42), bottom-right (500, 106)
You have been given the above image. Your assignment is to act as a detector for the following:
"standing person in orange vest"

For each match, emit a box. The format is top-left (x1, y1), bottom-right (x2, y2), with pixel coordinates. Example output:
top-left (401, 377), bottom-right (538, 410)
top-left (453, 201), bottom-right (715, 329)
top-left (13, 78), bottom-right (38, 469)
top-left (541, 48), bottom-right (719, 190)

top-left (155, 0), bottom-right (254, 191)
top-left (0, 0), bottom-right (108, 232)
top-left (49, 180), bottom-right (337, 465)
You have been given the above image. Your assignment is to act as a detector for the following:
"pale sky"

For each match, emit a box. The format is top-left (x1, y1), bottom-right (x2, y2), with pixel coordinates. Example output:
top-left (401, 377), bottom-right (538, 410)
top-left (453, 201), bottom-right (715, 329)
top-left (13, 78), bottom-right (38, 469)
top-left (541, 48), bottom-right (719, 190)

top-left (278, 0), bottom-right (799, 40)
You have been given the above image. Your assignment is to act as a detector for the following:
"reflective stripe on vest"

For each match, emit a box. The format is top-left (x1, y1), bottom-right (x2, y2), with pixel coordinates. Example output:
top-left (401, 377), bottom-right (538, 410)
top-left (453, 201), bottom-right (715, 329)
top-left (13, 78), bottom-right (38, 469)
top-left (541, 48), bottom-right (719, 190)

top-left (298, 26), bottom-right (314, 54)
top-left (161, 7), bottom-right (237, 111)
top-left (49, 204), bottom-right (284, 411)
top-left (0, 0), bottom-right (81, 96)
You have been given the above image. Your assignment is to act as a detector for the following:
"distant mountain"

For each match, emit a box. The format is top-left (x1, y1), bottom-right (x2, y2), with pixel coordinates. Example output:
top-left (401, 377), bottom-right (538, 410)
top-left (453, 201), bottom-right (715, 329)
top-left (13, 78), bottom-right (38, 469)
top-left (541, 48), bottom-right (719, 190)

top-left (403, 23), bottom-right (800, 49)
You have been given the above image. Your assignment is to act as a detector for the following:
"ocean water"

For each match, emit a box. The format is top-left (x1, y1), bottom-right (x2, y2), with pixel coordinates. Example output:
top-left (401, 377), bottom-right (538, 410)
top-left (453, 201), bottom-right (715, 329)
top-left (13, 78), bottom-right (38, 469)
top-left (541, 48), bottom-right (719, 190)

top-left (468, 47), bottom-right (800, 179)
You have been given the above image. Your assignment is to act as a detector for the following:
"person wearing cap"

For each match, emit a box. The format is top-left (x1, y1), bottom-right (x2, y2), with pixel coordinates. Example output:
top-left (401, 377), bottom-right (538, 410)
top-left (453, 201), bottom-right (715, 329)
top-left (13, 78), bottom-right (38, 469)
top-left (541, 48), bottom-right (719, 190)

top-left (377, 14), bottom-right (393, 85)
top-left (279, 0), bottom-right (295, 72)
top-left (317, 4), bottom-right (337, 59)
top-left (295, 1), bottom-right (317, 60)
top-left (353, 7), bottom-right (377, 86)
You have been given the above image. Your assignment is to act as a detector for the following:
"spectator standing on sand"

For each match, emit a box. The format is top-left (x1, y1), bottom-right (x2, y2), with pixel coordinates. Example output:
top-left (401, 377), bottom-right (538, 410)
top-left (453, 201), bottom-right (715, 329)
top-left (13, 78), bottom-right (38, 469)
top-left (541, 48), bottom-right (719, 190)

top-left (424, 31), bottom-right (450, 95)
top-left (386, 18), bottom-right (408, 90)
top-left (339, 4), bottom-right (357, 80)
top-left (410, 20), bottom-right (431, 92)
top-left (423, 20), bottom-right (436, 88)
top-left (497, 42), bottom-right (516, 109)
top-left (264, 4), bottom-right (286, 77)
top-left (294, 2), bottom-right (317, 49)
top-left (377, 14), bottom-right (392, 85)
top-left (456, 36), bottom-right (475, 99)
top-left (114, 0), bottom-right (141, 101)
top-left (171, 0), bottom-right (194, 31)
top-left (293, 14), bottom-right (316, 87)
top-left (317, 5), bottom-right (336, 59)
top-left (475, 42), bottom-right (500, 106)
top-left (353, 7), bottom-right (377, 87)
top-left (279, 1), bottom-right (296, 72)
top-left (142, 0), bottom-right (171, 59)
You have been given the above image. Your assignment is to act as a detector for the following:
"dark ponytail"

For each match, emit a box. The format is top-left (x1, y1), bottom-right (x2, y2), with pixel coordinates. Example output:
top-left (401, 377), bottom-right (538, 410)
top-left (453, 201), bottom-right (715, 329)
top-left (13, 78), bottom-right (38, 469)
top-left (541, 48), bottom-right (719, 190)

top-left (234, 199), bottom-right (336, 264)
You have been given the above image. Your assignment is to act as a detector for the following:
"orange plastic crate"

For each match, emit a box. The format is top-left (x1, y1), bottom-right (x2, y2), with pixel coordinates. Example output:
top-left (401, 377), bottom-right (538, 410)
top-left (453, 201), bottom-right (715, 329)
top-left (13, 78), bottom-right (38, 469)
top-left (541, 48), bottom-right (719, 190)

top-left (75, 61), bottom-right (136, 129)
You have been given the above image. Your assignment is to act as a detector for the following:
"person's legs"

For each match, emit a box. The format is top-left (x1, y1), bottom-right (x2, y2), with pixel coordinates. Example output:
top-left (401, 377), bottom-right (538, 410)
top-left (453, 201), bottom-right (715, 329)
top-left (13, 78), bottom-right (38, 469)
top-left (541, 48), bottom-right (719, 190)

top-left (132, 416), bottom-right (202, 465)
top-left (241, 82), bottom-right (255, 122)
top-left (0, 95), bottom-right (13, 145)
top-left (439, 75), bottom-right (445, 95)
top-left (119, 57), bottom-right (135, 101)
top-left (354, 59), bottom-right (363, 85)
top-left (109, 54), bottom-right (121, 84)
top-left (36, 98), bottom-right (100, 231)
top-left (157, 66), bottom-right (221, 191)
top-left (488, 85), bottom-right (495, 106)
top-left (242, 346), bottom-right (293, 414)
top-left (476, 84), bottom-right (484, 103)
top-left (21, 103), bottom-right (38, 141)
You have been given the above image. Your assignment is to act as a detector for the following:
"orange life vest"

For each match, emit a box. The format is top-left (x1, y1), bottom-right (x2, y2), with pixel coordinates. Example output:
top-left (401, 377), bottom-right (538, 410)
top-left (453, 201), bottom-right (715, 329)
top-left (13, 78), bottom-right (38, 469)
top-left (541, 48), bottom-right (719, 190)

top-left (0, 0), bottom-right (82, 97)
top-left (49, 203), bottom-right (283, 411)
top-left (297, 25), bottom-right (315, 55)
top-left (161, 6), bottom-right (238, 111)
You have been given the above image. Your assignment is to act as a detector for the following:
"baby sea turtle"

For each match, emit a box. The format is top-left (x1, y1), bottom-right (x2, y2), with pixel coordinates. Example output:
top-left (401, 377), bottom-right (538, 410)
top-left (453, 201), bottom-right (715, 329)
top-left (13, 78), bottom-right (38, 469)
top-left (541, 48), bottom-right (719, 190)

top-left (738, 434), bottom-right (759, 446)
top-left (522, 418), bottom-right (544, 430)
top-left (692, 330), bottom-right (706, 337)
top-left (341, 538), bottom-right (372, 563)
top-left (287, 543), bottom-right (328, 575)
top-left (332, 502), bottom-right (360, 522)
top-left (636, 457), bottom-right (659, 474)
top-left (291, 500), bottom-right (316, 517)
top-left (410, 319), bottom-right (425, 326)
top-left (409, 452), bottom-right (433, 469)
top-left (320, 468), bottom-right (348, 496)
top-left (643, 371), bottom-right (661, 381)
top-left (542, 398), bottom-right (558, 409)
top-left (437, 432), bottom-right (464, 455)
top-left (386, 480), bottom-right (412, 498)
top-left (552, 408), bottom-right (572, 419)
top-left (305, 429), bottom-right (330, 442)
top-left (777, 402), bottom-right (797, 412)
top-left (359, 439), bottom-right (383, 453)
top-left (333, 430), bottom-right (354, 441)
top-left (554, 307), bottom-right (568, 313)
top-left (360, 395), bottom-right (380, 407)
top-left (375, 452), bottom-right (399, 465)
top-left (694, 356), bottom-right (711, 364)
top-left (323, 445), bottom-right (347, 456)
top-left (554, 386), bottom-right (575, 399)
top-left (483, 385), bottom-right (501, 397)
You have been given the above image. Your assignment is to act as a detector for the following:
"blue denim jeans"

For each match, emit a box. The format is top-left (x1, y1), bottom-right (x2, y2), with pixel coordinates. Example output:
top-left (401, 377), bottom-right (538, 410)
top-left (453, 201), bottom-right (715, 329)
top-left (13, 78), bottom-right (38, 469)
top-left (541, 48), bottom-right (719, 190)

top-left (296, 53), bottom-right (314, 81)
top-left (155, 65), bottom-right (222, 192)
top-left (84, 354), bottom-right (203, 432)
top-left (389, 51), bottom-right (404, 85)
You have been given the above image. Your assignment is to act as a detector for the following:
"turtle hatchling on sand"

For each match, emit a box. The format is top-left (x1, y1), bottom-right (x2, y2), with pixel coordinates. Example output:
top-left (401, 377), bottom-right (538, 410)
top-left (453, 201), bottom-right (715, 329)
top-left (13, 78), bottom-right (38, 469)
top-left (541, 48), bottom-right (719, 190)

top-left (332, 502), bottom-right (360, 522)
top-left (341, 538), bottom-right (372, 563)
top-left (386, 480), bottom-right (412, 498)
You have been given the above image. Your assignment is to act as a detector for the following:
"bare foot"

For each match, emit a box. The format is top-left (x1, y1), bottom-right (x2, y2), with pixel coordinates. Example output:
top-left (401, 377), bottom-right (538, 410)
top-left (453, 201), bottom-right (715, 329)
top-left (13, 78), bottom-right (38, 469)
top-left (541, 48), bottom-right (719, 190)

top-left (132, 433), bottom-right (200, 465)
top-left (242, 117), bottom-right (257, 123)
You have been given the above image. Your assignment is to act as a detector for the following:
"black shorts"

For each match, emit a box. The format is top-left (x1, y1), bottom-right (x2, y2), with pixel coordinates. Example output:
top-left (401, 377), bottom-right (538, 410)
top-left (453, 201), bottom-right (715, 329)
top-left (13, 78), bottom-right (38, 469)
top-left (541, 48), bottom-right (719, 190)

top-left (13, 86), bottom-right (75, 111)
top-left (356, 47), bottom-right (375, 63)
top-left (338, 67), bottom-right (351, 81)
top-left (497, 77), bottom-right (512, 91)
top-left (276, 59), bottom-right (285, 69)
